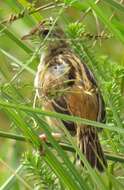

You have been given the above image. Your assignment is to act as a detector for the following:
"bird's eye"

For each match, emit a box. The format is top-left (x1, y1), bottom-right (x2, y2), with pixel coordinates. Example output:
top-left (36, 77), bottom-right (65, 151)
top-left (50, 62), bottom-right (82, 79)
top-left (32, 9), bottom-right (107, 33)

top-left (54, 66), bottom-right (57, 69)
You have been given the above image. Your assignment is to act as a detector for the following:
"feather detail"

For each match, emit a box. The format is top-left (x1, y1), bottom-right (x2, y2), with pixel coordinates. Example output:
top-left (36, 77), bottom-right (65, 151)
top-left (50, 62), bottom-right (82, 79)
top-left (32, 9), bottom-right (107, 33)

top-left (34, 28), bottom-right (107, 171)
top-left (77, 127), bottom-right (107, 171)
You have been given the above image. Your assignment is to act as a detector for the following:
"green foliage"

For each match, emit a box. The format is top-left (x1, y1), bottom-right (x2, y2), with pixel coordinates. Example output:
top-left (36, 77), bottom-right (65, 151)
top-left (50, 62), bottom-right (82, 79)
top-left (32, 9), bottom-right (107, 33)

top-left (66, 22), bottom-right (85, 38)
top-left (22, 151), bottom-right (61, 190)
top-left (64, 0), bottom-right (78, 5)
top-left (0, 0), bottom-right (124, 190)
top-left (67, 21), bottom-right (124, 153)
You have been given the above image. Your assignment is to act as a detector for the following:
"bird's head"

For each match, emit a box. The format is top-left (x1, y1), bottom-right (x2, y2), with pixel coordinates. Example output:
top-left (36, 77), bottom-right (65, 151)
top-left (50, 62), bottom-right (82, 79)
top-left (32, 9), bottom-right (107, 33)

top-left (22, 18), bottom-right (65, 44)
top-left (22, 18), bottom-right (73, 100)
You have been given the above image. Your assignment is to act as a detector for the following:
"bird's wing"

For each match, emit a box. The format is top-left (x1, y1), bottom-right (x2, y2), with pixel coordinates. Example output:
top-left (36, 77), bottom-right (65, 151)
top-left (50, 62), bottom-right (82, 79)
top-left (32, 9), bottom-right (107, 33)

top-left (52, 97), bottom-right (76, 135)
top-left (40, 51), bottom-right (105, 134)
top-left (54, 53), bottom-right (106, 122)
top-left (82, 62), bottom-right (106, 123)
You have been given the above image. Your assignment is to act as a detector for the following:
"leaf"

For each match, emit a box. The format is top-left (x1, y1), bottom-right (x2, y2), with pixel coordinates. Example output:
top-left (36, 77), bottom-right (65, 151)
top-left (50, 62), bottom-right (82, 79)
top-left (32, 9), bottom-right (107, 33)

top-left (86, 0), bottom-right (124, 44)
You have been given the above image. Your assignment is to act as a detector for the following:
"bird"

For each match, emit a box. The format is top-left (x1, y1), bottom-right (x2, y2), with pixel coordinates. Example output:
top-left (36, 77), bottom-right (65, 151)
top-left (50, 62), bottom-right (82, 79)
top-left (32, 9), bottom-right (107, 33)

top-left (32, 20), bottom-right (107, 172)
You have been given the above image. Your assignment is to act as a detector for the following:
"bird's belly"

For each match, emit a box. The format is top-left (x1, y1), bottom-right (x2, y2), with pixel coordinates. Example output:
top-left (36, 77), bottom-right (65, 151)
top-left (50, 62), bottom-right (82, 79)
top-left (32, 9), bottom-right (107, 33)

top-left (42, 101), bottom-right (65, 132)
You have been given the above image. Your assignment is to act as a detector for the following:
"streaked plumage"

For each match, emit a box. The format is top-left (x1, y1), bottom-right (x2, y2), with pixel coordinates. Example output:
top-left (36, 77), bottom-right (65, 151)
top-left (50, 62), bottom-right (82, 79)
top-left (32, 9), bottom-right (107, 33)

top-left (34, 24), bottom-right (107, 171)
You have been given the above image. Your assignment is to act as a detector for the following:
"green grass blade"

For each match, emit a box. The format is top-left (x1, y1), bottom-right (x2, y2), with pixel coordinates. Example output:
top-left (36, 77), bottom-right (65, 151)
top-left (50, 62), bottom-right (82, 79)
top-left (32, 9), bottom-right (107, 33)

top-left (0, 165), bottom-right (23, 190)
top-left (31, 114), bottom-right (89, 190)
top-left (0, 160), bottom-right (32, 190)
top-left (4, 108), bottom-right (41, 148)
top-left (0, 24), bottom-right (32, 54)
top-left (0, 100), bottom-right (123, 133)
top-left (0, 131), bottom-right (124, 164)
top-left (0, 48), bottom-right (35, 75)
top-left (86, 0), bottom-right (124, 43)
top-left (61, 128), bottom-right (108, 190)
top-left (44, 146), bottom-right (82, 190)
top-left (103, 0), bottom-right (124, 12)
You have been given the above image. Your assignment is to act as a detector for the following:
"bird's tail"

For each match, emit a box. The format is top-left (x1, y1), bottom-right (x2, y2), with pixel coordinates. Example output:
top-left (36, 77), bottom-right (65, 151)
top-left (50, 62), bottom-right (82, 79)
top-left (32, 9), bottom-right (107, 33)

top-left (77, 127), bottom-right (107, 172)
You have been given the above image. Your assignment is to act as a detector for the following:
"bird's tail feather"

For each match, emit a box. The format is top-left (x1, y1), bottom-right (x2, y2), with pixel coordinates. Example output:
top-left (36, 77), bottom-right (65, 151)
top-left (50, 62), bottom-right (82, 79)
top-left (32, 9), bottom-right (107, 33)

top-left (77, 127), bottom-right (107, 172)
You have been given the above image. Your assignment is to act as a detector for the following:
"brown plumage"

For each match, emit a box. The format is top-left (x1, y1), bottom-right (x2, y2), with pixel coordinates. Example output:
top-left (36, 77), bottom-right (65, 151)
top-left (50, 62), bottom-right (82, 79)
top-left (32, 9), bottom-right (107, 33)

top-left (33, 21), bottom-right (107, 171)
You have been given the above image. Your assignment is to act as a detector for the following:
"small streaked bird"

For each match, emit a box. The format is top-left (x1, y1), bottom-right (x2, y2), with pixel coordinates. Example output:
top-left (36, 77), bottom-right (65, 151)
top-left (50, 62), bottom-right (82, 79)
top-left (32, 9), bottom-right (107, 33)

top-left (24, 19), bottom-right (107, 171)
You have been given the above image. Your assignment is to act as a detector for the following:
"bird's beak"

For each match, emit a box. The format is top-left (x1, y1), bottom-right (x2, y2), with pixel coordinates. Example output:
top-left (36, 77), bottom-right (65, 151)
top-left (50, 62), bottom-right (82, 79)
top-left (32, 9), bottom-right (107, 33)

top-left (21, 20), bottom-right (46, 40)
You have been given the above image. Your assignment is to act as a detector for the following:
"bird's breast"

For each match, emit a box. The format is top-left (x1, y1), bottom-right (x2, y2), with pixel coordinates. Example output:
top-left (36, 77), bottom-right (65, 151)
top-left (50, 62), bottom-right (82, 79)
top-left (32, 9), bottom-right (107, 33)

top-left (65, 85), bottom-right (98, 121)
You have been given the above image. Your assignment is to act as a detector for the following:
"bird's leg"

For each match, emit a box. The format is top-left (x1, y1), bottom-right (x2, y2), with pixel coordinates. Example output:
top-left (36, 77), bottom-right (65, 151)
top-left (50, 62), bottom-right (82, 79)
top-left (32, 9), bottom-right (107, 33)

top-left (39, 132), bottom-right (62, 156)
top-left (39, 132), bottom-right (62, 142)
